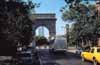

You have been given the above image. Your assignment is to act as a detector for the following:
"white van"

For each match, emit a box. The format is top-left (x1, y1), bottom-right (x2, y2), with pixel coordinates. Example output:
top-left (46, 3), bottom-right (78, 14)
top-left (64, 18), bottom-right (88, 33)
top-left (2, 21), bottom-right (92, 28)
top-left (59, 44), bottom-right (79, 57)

top-left (51, 37), bottom-right (67, 52)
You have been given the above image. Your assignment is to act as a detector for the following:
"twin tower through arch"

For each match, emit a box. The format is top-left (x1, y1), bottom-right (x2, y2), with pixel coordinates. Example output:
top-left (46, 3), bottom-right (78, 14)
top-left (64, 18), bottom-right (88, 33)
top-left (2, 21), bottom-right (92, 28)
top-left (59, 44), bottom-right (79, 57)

top-left (30, 13), bottom-right (56, 39)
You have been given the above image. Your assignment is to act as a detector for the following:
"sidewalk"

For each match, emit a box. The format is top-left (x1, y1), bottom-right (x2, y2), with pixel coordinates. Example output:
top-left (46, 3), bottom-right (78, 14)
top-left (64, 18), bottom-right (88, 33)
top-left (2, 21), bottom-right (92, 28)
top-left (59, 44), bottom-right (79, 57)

top-left (67, 47), bottom-right (77, 53)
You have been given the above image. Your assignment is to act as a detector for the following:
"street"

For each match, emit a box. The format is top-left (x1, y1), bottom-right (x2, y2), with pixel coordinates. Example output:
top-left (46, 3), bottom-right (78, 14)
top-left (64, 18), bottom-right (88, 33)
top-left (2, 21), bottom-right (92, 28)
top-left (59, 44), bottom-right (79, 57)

top-left (0, 0), bottom-right (100, 65)
top-left (0, 48), bottom-right (93, 65)
top-left (37, 49), bottom-right (93, 65)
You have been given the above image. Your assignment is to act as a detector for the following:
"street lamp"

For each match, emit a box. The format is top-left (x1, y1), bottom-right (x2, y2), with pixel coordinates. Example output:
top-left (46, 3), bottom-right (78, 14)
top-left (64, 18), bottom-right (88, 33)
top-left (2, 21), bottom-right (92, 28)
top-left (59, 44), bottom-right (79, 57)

top-left (66, 24), bottom-right (69, 48)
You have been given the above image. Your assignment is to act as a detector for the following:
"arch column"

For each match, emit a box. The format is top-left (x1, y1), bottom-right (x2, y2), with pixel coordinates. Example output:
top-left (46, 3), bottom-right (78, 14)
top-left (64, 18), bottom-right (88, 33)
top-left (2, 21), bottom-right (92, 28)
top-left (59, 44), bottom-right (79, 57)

top-left (48, 23), bottom-right (56, 40)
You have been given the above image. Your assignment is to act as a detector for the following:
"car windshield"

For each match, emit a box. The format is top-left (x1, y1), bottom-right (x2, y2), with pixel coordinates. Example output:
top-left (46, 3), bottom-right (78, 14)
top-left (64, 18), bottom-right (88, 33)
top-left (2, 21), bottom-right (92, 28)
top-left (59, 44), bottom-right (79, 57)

top-left (97, 48), bottom-right (100, 52)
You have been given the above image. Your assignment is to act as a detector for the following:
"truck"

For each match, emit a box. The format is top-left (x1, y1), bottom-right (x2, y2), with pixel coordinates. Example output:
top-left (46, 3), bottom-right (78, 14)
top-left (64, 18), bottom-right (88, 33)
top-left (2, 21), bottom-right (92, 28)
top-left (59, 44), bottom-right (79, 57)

top-left (51, 37), bottom-right (67, 53)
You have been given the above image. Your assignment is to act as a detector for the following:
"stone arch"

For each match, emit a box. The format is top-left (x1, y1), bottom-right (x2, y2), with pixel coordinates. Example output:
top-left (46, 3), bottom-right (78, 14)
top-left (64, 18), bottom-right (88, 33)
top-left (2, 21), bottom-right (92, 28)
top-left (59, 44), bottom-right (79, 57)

top-left (31, 13), bottom-right (56, 40)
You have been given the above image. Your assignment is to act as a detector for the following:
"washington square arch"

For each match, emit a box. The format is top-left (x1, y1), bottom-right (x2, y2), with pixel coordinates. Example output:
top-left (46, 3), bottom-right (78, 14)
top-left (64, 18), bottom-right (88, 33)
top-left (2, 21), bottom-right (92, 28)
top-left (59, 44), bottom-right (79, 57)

top-left (30, 13), bottom-right (56, 39)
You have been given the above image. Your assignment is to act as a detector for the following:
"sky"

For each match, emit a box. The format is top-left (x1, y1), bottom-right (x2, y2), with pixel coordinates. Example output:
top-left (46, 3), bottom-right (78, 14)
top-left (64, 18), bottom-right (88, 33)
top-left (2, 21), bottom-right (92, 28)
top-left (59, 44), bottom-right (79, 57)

top-left (32, 0), bottom-right (68, 37)
top-left (24, 0), bottom-right (96, 38)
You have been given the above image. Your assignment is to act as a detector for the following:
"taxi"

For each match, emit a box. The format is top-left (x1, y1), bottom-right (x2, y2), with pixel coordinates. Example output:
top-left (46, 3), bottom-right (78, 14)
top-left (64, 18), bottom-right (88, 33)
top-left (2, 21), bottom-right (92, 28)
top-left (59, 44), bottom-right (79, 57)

top-left (81, 47), bottom-right (100, 65)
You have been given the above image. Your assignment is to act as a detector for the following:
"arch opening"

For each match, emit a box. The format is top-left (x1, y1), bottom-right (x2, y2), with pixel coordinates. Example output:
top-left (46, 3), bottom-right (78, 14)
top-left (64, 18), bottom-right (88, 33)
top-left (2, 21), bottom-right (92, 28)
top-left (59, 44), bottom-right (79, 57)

top-left (35, 26), bottom-right (49, 39)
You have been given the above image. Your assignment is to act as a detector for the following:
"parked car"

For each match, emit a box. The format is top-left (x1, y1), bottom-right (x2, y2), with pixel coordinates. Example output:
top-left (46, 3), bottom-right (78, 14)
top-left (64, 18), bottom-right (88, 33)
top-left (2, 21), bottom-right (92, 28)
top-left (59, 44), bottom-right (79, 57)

top-left (51, 37), bottom-right (67, 53)
top-left (76, 48), bottom-right (87, 55)
top-left (17, 50), bottom-right (33, 65)
top-left (81, 47), bottom-right (100, 65)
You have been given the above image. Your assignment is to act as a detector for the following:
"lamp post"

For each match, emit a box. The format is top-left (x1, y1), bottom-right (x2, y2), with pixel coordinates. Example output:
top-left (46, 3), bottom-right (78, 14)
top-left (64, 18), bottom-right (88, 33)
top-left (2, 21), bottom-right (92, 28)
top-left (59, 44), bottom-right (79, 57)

top-left (66, 24), bottom-right (69, 48)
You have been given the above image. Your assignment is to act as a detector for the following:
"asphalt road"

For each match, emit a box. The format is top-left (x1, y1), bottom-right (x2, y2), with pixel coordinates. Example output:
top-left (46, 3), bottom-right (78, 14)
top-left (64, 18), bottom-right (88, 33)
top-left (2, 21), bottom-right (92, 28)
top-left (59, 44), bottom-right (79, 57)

top-left (0, 49), bottom-right (93, 65)
top-left (37, 49), bottom-right (93, 65)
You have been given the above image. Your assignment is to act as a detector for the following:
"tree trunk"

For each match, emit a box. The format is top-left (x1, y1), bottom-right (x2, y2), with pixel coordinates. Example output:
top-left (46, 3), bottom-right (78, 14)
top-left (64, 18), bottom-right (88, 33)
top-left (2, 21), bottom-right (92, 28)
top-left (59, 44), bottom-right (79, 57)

top-left (97, 38), bottom-right (100, 47)
top-left (81, 39), bottom-right (85, 48)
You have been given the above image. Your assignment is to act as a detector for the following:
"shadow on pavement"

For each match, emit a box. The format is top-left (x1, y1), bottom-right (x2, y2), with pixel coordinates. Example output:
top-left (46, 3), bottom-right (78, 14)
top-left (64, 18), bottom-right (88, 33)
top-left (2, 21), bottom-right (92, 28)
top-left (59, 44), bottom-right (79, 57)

top-left (52, 51), bottom-right (81, 60)
top-left (43, 62), bottom-right (61, 65)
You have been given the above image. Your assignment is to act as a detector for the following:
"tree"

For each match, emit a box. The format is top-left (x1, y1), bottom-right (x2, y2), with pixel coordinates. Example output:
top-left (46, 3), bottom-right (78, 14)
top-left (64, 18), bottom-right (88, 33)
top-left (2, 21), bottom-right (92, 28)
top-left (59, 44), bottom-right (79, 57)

top-left (0, 0), bottom-right (37, 55)
top-left (62, 1), bottom-right (99, 48)
top-left (35, 36), bottom-right (49, 46)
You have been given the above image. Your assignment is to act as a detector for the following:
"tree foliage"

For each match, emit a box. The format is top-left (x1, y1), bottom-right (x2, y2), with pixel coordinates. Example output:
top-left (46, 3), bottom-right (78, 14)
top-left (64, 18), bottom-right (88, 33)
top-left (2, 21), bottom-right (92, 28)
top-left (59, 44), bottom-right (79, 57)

top-left (62, 0), bottom-right (100, 47)
top-left (35, 36), bottom-right (49, 46)
top-left (0, 0), bottom-right (36, 48)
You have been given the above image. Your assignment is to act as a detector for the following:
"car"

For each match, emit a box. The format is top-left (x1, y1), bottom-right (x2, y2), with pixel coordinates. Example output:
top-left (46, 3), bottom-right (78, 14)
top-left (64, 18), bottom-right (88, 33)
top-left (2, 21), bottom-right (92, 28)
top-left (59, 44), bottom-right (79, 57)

top-left (51, 37), bottom-right (67, 53)
top-left (76, 47), bottom-right (87, 55)
top-left (76, 48), bottom-right (83, 55)
top-left (17, 50), bottom-right (33, 65)
top-left (81, 47), bottom-right (100, 65)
